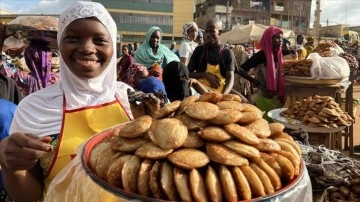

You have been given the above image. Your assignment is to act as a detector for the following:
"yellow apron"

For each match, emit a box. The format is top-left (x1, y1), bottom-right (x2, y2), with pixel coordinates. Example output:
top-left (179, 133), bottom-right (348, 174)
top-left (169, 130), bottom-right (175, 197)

top-left (44, 95), bottom-right (130, 200)
top-left (198, 63), bottom-right (225, 92)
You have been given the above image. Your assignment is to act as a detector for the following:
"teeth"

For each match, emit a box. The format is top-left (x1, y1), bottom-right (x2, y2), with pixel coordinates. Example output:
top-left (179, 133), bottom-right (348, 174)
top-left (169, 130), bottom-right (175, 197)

top-left (76, 60), bottom-right (97, 65)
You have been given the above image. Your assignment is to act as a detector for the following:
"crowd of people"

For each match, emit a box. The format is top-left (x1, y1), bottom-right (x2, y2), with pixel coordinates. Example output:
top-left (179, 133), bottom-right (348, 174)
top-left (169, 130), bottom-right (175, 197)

top-left (0, 0), bottom-right (359, 201)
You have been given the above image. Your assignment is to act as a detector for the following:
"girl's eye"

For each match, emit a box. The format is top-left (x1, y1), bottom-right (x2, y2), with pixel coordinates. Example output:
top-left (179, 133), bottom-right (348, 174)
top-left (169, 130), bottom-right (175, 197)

top-left (94, 37), bottom-right (109, 44)
top-left (63, 36), bottom-right (79, 42)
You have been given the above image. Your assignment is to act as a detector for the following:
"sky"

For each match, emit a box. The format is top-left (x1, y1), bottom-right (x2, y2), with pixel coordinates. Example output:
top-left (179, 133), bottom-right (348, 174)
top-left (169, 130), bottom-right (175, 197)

top-left (1, 0), bottom-right (360, 27)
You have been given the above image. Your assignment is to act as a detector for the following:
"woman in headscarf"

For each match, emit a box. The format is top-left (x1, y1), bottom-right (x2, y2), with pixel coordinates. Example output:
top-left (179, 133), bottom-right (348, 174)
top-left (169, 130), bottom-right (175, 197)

top-left (0, 2), bottom-right (138, 201)
top-left (179, 22), bottom-right (198, 66)
top-left (117, 44), bottom-right (134, 81)
top-left (240, 26), bottom-right (285, 120)
top-left (163, 61), bottom-right (207, 102)
top-left (134, 26), bottom-right (180, 80)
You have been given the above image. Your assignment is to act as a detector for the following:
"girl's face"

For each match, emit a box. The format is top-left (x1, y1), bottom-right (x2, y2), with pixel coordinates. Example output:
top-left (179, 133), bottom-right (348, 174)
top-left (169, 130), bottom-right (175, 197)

top-left (60, 18), bottom-right (113, 79)
top-left (187, 27), bottom-right (198, 41)
top-left (149, 30), bottom-right (161, 49)
top-left (272, 33), bottom-right (283, 49)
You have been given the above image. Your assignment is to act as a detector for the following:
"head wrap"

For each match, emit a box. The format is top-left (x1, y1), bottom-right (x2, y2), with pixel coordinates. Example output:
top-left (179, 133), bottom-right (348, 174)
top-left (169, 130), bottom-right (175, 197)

top-left (260, 26), bottom-right (285, 97)
top-left (10, 1), bottom-right (133, 137)
top-left (123, 63), bottom-right (148, 88)
top-left (182, 22), bottom-right (198, 40)
top-left (139, 76), bottom-right (167, 105)
top-left (283, 38), bottom-right (291, 46)
top-left (306, 35), bottom-right (315, 42)
top-left (134, 26), bottom-right (180, 68)
top-left (163, 61), bottom-right (190, 102)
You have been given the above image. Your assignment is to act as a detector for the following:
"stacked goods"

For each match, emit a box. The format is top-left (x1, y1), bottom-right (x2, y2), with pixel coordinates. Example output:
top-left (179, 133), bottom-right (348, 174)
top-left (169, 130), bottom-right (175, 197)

top-left (88, 92), bottom-right (303, 201)
top-left (312, 42), bottom-right (338, 57)
top-left (280, 95), bottom-right (354, 128)
top-left (301, 144), bottom-right (360, 202)
top-left (282, 59), bottom-right (313, 77)
top-left (339, 52), bottom-right (359, 70)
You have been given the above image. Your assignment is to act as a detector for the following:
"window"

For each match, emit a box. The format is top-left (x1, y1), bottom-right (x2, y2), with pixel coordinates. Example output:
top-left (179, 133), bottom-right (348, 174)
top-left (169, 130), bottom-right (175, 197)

top-left (112, 13), bottom-right (173, 26)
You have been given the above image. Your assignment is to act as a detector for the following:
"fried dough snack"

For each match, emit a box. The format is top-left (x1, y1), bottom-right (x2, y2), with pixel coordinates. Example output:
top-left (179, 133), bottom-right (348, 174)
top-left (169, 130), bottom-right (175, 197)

top-left (89, 91), bottom-right (303, 201)
top-left (280, 95), bottom-right (354, 128)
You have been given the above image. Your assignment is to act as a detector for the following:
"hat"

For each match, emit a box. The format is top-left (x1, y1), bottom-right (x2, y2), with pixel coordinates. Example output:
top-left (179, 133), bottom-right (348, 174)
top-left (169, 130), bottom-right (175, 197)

top-left (306, 35), bottom-right (314, 42)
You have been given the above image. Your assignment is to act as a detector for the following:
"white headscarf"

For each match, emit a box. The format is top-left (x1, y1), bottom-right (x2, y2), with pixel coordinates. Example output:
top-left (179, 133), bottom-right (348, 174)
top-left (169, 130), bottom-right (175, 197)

top-left (10, 1), bottom-right (133, 137)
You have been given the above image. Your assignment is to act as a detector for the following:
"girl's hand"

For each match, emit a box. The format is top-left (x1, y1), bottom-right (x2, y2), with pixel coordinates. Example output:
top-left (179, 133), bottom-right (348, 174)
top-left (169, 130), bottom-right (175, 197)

top-left (0, 133), bottom-right (52, 170)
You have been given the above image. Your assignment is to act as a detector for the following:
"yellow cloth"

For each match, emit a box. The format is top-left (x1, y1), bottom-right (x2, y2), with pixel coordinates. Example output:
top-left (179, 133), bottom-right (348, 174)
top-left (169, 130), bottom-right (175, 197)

top-left (198, 63), bottom-right (225, 92)
top-left (44, 97), bottom-right (130, 201)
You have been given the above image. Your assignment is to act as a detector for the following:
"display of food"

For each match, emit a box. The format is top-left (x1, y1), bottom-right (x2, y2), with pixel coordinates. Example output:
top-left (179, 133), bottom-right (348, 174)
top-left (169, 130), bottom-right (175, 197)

top-left (301, 144), bottom-right (360, 202)
top-left (86, 92), bottom-right (303, 201)
top-left (312, 42), bottom-right (338, 57)
top-left (283, 59), bottom-right (313, 77)
top-left (339, 52), bottom-right (359, 70)
top-left (280, 95), bottom-right (354, 128)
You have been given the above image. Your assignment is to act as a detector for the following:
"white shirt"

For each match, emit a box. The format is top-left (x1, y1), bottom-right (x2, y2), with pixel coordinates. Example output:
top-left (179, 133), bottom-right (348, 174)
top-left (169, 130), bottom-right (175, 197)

top-left (179, 40), bottom-right (198, 60)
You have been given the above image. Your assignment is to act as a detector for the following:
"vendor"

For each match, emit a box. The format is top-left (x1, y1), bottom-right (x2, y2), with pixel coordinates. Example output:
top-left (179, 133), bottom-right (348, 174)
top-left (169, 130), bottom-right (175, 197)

top-left (240, 26), bottom-right (285, 120)
top-left (304, 35), bottom-right (315, 58)
top-left (0, 1), bottom-right (158, 201)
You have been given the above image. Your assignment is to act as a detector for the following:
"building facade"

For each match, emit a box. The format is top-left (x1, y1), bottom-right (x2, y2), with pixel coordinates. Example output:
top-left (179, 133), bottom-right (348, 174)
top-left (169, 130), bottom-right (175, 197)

top-left (95, 0), bottom-right (195, 48)
top-left (195, 0), bottom-right (312, 36)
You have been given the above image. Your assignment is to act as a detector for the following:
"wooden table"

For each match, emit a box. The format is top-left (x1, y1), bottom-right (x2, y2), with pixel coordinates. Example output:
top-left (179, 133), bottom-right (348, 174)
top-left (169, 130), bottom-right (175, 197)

top-left (285, 82), bottom-right (354, 157)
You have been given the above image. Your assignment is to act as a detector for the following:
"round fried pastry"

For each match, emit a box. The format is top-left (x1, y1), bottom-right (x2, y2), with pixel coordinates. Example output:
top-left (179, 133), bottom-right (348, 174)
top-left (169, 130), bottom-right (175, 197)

top-left (270, 153), bottom-right (295, 182)
top-left (160, 161), bottom-right (178, 200)
top-left (174, 167), bottom-right (193, 202)
top-left (206, 143), bottom-right (249, 166)
top-left (184, 102), bottom-right (219, 120)
top-left (167, 148), bottom-right (210, 169)
top-left (107, 155), bottom-right (131, 188)
top-left (197, 91), bottom-right (223, 103)
top-left (205, 166), bottom-right (222, 202)
top-left (93, 147), bottom-right (119, 180)
top-left (260, 152), bottom-right (283, 179)
top-left (209, 109), bottom-right (243, 125)
top-left (244, 118), bottom-right (271, 138)
top-left (242, 103), bottom-right (263, 113)
top-left (224, 124), bottom-right (260, 145)
top-left (177, 95), bottom-right (198, 115)
top-left (240, 165), bottom-right (266, 197)
top-left (252, 156), bottom-right (282, 190)
top-left (231, 166), bottom-right (252, 200)
top-left (250, 163), bottom-right (275, 195)
top-left (149, 161), bottom-right (165, 199)
top-left (221, 93), bottom-right (242, 102)
top-left (269, 122), bottom-right (285, 135)
top-left (189, 169), bottom-right (208, 202)
top-left (223, 140), bottom-right (260, 159)
top-left (154, 100), bottom-right (181, 119)
top-left (198, 126), bottom-right (232, 142)
top-left (89, 140), bottom-right (112, 170)
top-left (151, 118), bottom-right (188, 150)
top-left (216, 100), bottom-right (244, 111)
top-left (121, 155), bottom-right (142, 193)
top-left (137, 159), bottom-right (154, 197)
top-left (254, 138), bottom-right (281, 152)
top-left (237, 111), bottom-right (263, 124)
top-left (120, 115), bottom-right (152, 138)
top-left (135, 142), bottom-right (173, 160)
top-left (182, 131), bottom-right (205, 148)
top-left (175, 113), bottom-right (207, 130)
top-left (219, 165), bottom-right (238, 202)
top-left (111, 136), bottom-right (148, 152)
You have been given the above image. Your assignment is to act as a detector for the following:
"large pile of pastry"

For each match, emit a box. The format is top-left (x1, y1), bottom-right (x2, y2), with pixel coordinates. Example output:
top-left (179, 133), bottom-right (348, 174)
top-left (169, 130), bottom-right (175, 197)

top-left (281, 95), bottom-right (354, 128)
top-left (282, 59), bottom-right (313, 77)
top-left (312, 42), bottom-right (338, 57)
top-left (89, 92), bottom-right (302, 201)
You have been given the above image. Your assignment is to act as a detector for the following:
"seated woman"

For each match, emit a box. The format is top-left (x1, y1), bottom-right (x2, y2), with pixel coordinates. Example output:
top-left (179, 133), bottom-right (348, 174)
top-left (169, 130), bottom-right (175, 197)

top-left (282, 38), bottom-right (298, 61)
top-left (139, 76), bottom-right (169, 108)
top-left (163, 61), bottom-right (207, 102)
top-left (134, 26), bottom-right (180, 80)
